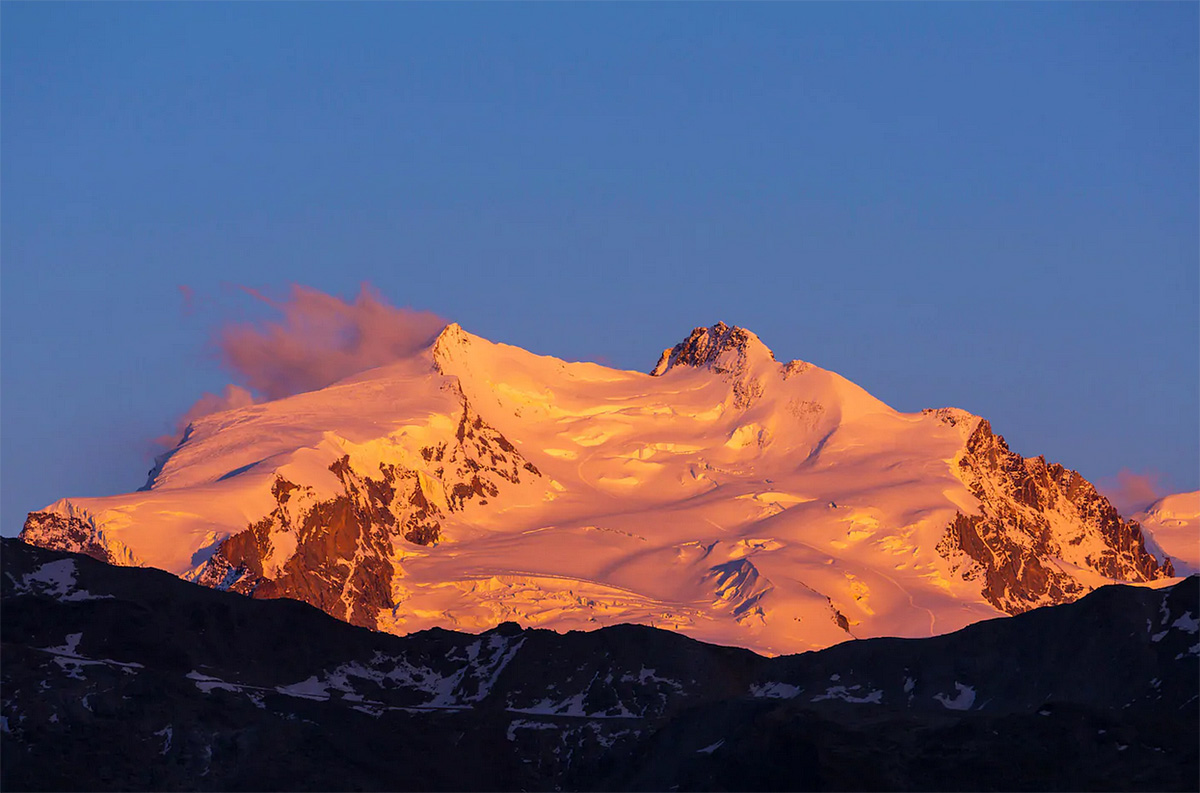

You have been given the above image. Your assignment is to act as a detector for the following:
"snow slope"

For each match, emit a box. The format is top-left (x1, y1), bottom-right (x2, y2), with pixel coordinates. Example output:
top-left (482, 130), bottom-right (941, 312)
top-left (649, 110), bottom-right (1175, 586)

top-left (1136, 492), bottom-right (1199, 576)
top-left (20, 323), bottom-right (1178, 655)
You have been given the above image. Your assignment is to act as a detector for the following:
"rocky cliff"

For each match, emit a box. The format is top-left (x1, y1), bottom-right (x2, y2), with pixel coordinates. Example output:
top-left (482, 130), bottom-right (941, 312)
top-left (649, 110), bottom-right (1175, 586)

top-left (936, 416), bottom-right (1172, 613)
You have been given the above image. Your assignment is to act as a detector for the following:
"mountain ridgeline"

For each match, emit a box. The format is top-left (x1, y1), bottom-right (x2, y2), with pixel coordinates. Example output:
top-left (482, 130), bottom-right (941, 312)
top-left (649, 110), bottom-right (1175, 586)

top-left (2, 539), bottom-right (1196, 791)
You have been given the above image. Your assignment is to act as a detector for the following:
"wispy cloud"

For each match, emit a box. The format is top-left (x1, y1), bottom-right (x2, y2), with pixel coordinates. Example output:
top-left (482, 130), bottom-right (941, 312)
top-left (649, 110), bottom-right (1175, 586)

top-left (1098, 468), bottom-right (1169, 515)
top-left (159, 284), bottom-right (445, 446)
top-left (218, 284), bottom-right (445, 401)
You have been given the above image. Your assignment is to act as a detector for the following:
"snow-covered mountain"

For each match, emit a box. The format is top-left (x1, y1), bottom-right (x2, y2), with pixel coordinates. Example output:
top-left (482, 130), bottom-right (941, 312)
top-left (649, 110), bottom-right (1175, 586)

top-left (1136, 491), bottom-right (1200, 577)
top-left (20, 323), bottom-right (1186, 654)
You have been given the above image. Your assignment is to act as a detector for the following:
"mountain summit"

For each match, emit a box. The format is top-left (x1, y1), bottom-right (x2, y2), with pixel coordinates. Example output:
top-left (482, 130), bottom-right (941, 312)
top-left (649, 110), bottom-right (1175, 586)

top-left (650, 322), bottom-right (777, 376)
top-left (20, 323), bottom-right (1181, 654)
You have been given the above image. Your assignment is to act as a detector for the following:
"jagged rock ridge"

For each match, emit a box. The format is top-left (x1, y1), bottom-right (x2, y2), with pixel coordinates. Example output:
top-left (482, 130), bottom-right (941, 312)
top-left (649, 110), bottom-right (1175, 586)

top-left (935, 417), bottom-right (1172, 613)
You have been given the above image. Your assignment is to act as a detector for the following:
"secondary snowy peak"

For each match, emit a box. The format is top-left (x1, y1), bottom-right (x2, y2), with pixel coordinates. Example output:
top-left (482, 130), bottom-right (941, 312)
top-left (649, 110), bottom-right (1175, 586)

top-left (651, 323), bottom-right (778, 377)
top-left (1143, 491), bottom-right (1200, 523)
top-left (1136, 491), bottom-right (1200, 577)
top-left (17, 320), bottom-right (1183, 655)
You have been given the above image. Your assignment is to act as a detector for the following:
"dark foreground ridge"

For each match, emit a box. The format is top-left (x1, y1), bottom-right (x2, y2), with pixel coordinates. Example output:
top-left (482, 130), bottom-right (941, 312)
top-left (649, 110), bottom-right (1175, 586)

top-left (2, 538), bottom-right (1197, 792)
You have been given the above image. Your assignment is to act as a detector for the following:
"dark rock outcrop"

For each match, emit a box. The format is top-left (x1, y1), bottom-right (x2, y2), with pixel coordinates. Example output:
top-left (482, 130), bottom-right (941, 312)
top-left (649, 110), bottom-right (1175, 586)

top-left (18, 512), bottom-right (123, 566)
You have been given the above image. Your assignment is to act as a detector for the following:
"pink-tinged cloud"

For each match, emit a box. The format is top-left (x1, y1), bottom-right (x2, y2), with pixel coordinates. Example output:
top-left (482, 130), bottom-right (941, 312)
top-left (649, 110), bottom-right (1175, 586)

top-left (1098, 468), bottom-right (1169, 515)
top-left (218, 284), bottom-right (446, 401)
top-left (155, 285), bottom-right (446, 450)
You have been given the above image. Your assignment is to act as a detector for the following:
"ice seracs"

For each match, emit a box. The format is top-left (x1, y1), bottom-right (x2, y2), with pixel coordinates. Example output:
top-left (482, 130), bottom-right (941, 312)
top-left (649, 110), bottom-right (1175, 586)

top-left (20, 322), bottom-right (1178, 655)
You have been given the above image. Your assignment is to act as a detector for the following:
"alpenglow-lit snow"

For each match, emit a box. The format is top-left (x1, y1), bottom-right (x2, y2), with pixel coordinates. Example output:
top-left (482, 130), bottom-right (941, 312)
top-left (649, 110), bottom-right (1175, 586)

top-left (1136, 492), bottom-right (1200, 577)
top-left (20, 323), bottom-right (1183, 655)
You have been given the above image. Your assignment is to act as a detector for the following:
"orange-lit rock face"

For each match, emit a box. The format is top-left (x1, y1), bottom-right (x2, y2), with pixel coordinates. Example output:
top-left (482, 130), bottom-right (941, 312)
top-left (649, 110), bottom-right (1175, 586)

top-left (936, 419), bottom-right (1171, 614)
top-left (192, 397), bottom-right (540, 630)
top-left (20, 323), bottom-right (1185, 655)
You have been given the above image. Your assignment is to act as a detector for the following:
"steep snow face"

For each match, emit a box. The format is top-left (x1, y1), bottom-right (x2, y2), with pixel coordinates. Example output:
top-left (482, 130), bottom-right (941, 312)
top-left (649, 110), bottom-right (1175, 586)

top-left (19, 323), bottom-right (1176, 655)
top-left (1136, 492), bottom-right (1199, 576)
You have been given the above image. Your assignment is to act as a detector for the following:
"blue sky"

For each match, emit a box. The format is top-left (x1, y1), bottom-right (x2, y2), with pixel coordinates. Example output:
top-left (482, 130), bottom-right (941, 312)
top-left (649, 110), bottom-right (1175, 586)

top-left (2, 2), bottom-right (1197, 534)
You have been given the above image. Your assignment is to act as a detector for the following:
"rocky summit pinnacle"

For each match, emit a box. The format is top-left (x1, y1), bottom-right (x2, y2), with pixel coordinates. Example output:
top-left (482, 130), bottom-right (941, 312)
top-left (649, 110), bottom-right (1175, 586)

top-left (650, 322), bottom-right (777, 377)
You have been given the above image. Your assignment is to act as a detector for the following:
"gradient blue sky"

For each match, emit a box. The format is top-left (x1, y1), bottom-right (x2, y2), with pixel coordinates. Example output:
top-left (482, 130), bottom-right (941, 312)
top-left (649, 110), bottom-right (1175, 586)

top-left (3, 2), bottom-right (1197, 535)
